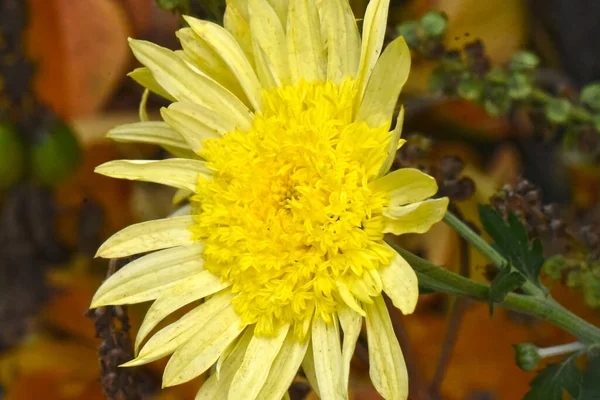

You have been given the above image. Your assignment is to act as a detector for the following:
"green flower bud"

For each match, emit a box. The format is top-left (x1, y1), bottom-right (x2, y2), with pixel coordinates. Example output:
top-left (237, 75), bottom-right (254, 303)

top-left (545, 98), bottom-right (572, 124)
top-left (31, 117), bottom-right (81, 187)
top-left (0, 120), bottom-right (26, 190)
top-left (581, 83), bottom-right (600, 112)
top-left (420, 11), bottom-right (448, 38)
top-left (513, 343), bottom-right (541, 371)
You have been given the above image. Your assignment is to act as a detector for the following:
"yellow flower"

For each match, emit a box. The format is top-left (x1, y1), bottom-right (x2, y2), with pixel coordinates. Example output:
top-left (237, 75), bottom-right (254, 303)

top-left (91, 0), bottom-right (449, 399)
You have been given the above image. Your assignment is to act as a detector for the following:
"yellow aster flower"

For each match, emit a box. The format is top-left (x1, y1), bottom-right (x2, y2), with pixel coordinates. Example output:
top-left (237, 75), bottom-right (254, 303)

top-left (90, 0), bottom-right (449, 399)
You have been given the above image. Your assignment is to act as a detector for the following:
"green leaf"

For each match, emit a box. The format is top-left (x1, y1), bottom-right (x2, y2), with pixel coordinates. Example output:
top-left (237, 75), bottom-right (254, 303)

top-left (397, 21), bottom-right (420, 48)
top-left (457, 75), bottom-right (484, 101)
top-left (507, 73), bottom-right (532, 99)
top-left (581, 83), bottom-right (600, 112)
top-left (545, 98), bottom-right (572, 124)
top-left (524, 358), bottom-right (582, 400)
top-left (489, 268), bottom-right (525, 314)
top-left (420, 11), bottom-right (448, 38)
top-left (479, 205), bottom-right (545, 288)
top-left (509, 51), bottom-right (540, 71)
top-left (579, 356), bottom-right (600, 400)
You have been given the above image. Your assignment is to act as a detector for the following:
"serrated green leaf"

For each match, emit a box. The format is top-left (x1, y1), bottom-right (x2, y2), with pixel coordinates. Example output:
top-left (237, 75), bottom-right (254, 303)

top-left (545, 98), bottom-right (572, 124)
top-left (489, 268), bottom-right (525, 314)
top-left (579, 356), bottom-right (600, 400)
top-left (479, 205), bottom-right (545, 288)
top-left (524, 358), bottom-right (582, 400)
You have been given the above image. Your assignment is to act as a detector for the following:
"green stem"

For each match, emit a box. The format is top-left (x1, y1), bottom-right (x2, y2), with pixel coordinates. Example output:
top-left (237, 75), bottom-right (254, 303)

top-left (390, 244), bottom-right (600, 344)
top-left (442, 211), bottom-right (546, 298)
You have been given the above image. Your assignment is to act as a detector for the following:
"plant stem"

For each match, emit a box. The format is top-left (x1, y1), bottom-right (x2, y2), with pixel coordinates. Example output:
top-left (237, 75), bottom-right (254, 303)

top-left (442, 211), bottom-right (546, 297)
top-left (389, 244), bottom-right (600, 344)
top-left (537, 342), bottom-right (586, 359)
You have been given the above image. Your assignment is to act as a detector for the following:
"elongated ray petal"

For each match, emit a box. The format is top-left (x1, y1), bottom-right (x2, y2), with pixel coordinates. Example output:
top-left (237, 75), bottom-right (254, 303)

top-left (128, 39), bottom-right (253, 129)
top-left (356, 0), bottom-right (390, 99)
top-left (370, 167), bottom-right (438, 207)
top-left (195, 328), bottom-right (254, 400)
top-left (365, 296), bottom-right (408, 400)
top-left (248, 0), bottom-right (290, 88)
top-left (163, 306), bottom-right (245, 387)
top-left (96, 216), bottom-right (195, 258)
top-left (173, 188), bottom-right (193, 205)
top-left (311, 317), bottom-right (344, 400)
top-left (322, 0), bottom-right (361, 83)
top-left (91, 244), bottom-right (204, 307)
top-left (229, 324), bottom-right (289, 399)
top-left (256, 329), bottom-right (310, 400)
top-left (383, 197), bottom-right (449, 235)
top-left (127, 291), bottom-right (234, 361)
top-left (176, 28), bottom-right (247, 102)
top-left (136, 271), bottom-right (230, 347)
top-left (128, 67), bottom-right (175, 101)
top-left (379, 250), bottom-right (418, 314)
top-left (223, 1), bottom-right (255, 65)
top-left (339, 307), bottom-right (362, 395)
top-left (287, 0), bottom-right (326, 83)
top-left (357, 36), bottom-right (410, 129)
top-left (95, 159), bottom-right (209, 192)
top-left (337, 282), bottom-right (366, 316)
top-left (301, 342), bottom-right (320, 397)
top-left (378, 107), bottom-right (405, 177)
top-left (185, 16), bottom-right (263, 112)
top-left (106, 121), bottom-right (187, 150)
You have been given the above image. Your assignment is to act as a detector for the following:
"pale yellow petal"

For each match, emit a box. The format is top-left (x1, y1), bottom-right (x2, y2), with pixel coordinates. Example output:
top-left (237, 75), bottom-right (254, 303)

top-left (106, 121), bottom-right (186, 149)
top-left (267, 0), bottom-right (288, 26)
top-left (185, 17), bottom-right (263, 111)
top-left (301, 342), bottom-right (320, 397)
top-left (128, 39), bottom-right (253, 129)
top-left (379, 250), bottom-right (418, 314)
top-left (91, 244), bottom-right (204, 308)
top-left (322, 0), bottom-right (361, 83)
top-left (176, 28), bottom-right (247, 102)
top-left (311, 317), bottom-right (344, 400)
top-left (173, 188), bottom-right (193, 204)
top-left (356, 0), bottom-right (391, 99)
top-left (126, 291), bottom-right (233, 362)
top-left (357, 36), bottom-right (410, 129)
top-left (370, 167), bottom-right (438, 207)
top-left (96, 216), bottom-right (194, 258)
top-left (128, 67), bottom-right (175, 101)
top-left (377, 107), bottom-right (405, 177)
top-left (163, 306), bottom-right (246, 387)
top-left (337, 282), bottom-right (366, 316)
top-left (383, 197), bottom-right (449, 236)
top-left (248, 0), bottom-right (290, 89)
top-left (224, 1), bottom-right (255, 65)
top-left (195, 328), bottom-right (254, 400)
top-left (365, 296), bottom-right (408, 400)
top-left (229, 324), bottom-right (290, 399)
top-left (161, 101), bottom-right (240, 152)
top-left (287, 0), bottom-right (326, 83)
top-left (256, 329), bottom-right (310, 400)
top-left (136, 271), bottom-right (230, 349)
top-left (338, 307), bottom-right (362, 394)
top-left (95, 159), bottom-right (209, 192)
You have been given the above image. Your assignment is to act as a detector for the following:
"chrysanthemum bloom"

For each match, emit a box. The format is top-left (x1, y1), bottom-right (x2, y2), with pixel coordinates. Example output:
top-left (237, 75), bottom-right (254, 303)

top-left (90, 0), bottom-right (448, 398)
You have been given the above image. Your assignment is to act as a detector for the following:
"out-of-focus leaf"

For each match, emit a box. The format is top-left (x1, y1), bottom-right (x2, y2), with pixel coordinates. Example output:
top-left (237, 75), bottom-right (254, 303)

top-left (523, 358), bottom-right (582, 400)
top-left (0, 121), bottom-right (25, 190)
top-left (578, 356), bottom-right (600, 400)
top-left (26, 0), bottom-right (131, 118)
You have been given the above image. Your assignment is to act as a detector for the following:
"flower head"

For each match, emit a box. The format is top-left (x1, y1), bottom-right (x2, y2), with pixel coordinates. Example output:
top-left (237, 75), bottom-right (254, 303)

top-left (91, 0), bottom-right (448, 399)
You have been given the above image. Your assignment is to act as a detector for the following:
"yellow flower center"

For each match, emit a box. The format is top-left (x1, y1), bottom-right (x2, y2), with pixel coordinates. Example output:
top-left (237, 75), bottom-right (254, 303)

top-left (190, 79), bottom-right (395, 337)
